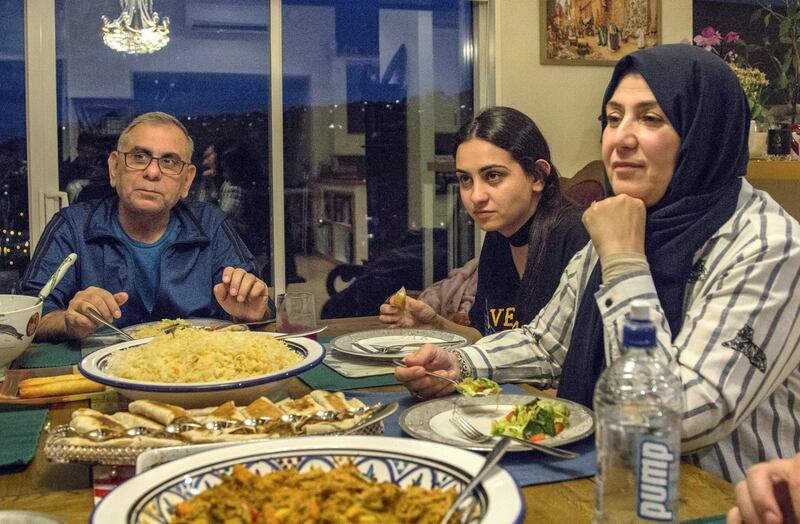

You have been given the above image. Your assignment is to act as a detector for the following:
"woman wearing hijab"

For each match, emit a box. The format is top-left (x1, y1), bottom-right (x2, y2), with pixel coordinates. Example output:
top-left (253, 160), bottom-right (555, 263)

top-left (379, 107), bottom-right (589, 342)
top-left (395, 44), bottom-right (800, 483)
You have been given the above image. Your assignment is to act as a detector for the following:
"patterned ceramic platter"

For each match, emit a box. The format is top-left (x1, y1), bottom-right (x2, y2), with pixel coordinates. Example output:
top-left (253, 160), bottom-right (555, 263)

top-left (90, 436), bottom-right (525, 524)
top-left (330, 328), bottom-right (468, 361)
top-left (399, 394), bottom-right (594, 452)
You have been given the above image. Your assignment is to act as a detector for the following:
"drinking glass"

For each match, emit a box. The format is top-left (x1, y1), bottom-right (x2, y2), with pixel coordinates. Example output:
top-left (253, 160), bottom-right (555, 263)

top-left (276, 292), bottom-right (316, 335)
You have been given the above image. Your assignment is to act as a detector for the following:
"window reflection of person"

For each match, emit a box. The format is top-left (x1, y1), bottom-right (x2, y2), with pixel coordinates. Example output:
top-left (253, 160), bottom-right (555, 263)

top-left (379, 107), bottom-right (588, 343)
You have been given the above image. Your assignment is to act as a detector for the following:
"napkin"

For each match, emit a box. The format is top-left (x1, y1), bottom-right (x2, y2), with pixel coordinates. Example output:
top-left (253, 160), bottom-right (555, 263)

top-left (350, 388), bottom-right (596, 488)
top-left (299, 363), bottom-right (399, 391)
top-left (0, 406), bottom-right (49, 467)
top-left (14, 342), bottom-right (81, 369)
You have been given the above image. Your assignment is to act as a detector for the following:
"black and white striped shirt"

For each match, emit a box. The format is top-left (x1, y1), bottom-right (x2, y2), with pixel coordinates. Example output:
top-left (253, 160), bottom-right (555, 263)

top-left (457, 180), bottom-right (800, 482)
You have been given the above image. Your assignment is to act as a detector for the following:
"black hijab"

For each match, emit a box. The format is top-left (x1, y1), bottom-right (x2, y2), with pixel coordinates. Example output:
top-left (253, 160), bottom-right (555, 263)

top-left (557, 44), bottom-right (749, 407)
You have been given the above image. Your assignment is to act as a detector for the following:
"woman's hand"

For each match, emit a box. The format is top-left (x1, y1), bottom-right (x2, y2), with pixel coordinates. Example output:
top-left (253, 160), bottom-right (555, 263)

top-left (726, 453), bottom-right (800, 524)
top-left (582, 194), bottom-right (646, 258)
top-left (379, 296), bottom-right (439, 329)
top-left (394, 344), bottom-right (460, 399)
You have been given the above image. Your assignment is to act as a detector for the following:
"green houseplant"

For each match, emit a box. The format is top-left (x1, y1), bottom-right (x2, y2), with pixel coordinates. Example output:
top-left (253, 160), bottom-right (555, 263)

top-left (751, 0), bottom-right (800, 124)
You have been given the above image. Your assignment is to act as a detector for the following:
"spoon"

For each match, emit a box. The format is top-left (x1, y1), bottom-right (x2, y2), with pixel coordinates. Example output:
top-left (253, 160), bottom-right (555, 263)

top-left (393, 359), bottom-right (460, 387)
top-left (393, 359), bottom-right (500, 397)
top-left (37, 253), bottom-right (78, 305)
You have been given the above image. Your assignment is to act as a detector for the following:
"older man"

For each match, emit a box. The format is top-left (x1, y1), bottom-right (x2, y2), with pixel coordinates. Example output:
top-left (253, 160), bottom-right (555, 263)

top-left (20, 112), bottom-right (271, 340)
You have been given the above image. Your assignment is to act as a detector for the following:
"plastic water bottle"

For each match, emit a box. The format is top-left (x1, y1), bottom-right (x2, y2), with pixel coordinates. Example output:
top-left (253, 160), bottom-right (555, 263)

top-left (593, 300), bottom-right (683, 523)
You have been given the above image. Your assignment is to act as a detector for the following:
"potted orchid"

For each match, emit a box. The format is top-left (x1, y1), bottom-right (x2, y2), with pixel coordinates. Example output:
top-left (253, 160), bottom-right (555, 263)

top-left (692, 27), bottom-right (771, 157)
top-left (693, 27), bottom-right (743, 63)
top-left (693, 27), bottom-right (769, 121)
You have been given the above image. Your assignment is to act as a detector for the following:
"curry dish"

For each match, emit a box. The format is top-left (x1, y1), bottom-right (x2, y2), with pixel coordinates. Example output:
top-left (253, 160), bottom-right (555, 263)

top-left (171, 463), bottom-right (463, 524)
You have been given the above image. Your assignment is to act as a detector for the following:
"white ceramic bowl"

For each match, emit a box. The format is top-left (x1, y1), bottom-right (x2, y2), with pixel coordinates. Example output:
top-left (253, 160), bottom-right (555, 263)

top-left (0, 295), bottom-right (42, 369)
top-left (91, 436), bottom-right (525, 524)
top-left (78, 333), bottom-right (324, 407)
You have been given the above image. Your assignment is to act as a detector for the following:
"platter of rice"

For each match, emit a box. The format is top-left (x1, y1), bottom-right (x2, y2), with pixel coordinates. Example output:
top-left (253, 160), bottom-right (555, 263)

top-left (79, 330), bottom-right (324, 408)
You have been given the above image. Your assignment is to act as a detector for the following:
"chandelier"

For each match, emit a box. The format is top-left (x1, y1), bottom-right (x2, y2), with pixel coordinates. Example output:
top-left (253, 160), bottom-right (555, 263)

top-left (101, 0), bottom-right (170, 55)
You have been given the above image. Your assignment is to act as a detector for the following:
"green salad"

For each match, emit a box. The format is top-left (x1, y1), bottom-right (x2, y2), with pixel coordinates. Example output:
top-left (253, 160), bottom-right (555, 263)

top-left (491, 398), bottom-right (570, 442)
top-left (455, 377), bottom-right (502, 396)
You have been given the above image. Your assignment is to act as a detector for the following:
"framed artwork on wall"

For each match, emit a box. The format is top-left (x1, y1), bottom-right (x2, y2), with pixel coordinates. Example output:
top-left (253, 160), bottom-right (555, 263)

top-left (540, 0), bottom-right (661, 66)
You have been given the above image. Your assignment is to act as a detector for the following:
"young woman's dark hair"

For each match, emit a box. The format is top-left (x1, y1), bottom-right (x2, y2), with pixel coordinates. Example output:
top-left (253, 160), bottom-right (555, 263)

top-left (456, 106), bottom-right (577, 324)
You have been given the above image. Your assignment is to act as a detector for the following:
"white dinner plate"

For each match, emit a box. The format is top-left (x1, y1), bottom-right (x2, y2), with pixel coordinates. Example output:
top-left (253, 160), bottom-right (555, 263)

top-left (399, 393), bottom-right (594, 452)
top-left (329, 328), bottom-right (468, 361)
top-left (122, 317), bottom-right (231, 337)
top-left (91, 436), bottom-right (525, 524)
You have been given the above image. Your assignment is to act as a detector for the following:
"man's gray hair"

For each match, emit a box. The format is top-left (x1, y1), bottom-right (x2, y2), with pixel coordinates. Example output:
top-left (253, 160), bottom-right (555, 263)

top-left (117, 112), bottom-right (195, 160)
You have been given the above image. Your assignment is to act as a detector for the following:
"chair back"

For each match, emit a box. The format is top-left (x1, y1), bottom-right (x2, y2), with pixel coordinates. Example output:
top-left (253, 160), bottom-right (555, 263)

top-left (561, 160), bottom-right (607, 207)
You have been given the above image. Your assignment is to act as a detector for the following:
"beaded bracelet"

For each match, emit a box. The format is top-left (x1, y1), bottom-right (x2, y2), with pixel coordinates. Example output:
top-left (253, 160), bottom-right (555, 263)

top-left (448, 349), bottom-right (473, 381)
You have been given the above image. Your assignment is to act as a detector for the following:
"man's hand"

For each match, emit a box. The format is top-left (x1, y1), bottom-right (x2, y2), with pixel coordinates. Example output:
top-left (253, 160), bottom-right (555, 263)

top-left (64, 287), bottom-right (129, 340)
top-left (213, 267), bottom-right (270, 322)
top-left (582, 194), bottom-right (646, 259)
top-left (394, 345), bottom-right (460, 399)
top-left (379, 296), bottom-right (438, 329)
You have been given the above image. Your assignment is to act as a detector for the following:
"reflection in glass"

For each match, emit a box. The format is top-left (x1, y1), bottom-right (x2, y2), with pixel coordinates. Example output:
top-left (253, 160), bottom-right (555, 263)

top-left (55, 0), bottom-right (272, 279)
top-left (283, 0), bottom-right (476, 319)
top-left (0, 0), bottom-right (29, 288)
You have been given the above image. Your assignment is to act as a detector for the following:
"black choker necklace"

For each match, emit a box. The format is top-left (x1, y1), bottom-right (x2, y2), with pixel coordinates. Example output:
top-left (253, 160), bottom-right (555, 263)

top-left (506, 214), bottom-right (534, 247)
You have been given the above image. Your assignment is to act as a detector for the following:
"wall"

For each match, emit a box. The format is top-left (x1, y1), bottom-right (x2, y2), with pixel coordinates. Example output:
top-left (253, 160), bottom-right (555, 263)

top-left (493, 0), bottom-right (693, 179)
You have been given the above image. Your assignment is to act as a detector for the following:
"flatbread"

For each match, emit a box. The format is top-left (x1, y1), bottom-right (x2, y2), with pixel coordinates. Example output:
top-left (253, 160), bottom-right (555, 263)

top-left (70, 413), bottom-right (127, 434)
top-left (111, 412), bottom-right (164, 431)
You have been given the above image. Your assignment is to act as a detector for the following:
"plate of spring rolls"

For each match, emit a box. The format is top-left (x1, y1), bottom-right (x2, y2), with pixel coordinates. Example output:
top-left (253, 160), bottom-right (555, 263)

top-left (0, 365), bottom-right (109, 405)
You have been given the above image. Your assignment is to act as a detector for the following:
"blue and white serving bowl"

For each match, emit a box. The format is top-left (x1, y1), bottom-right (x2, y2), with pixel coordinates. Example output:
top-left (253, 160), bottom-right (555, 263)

top-left (91, 436), bottom-right (525, 524)
top-left (79, 333), bottom-right (324, 408)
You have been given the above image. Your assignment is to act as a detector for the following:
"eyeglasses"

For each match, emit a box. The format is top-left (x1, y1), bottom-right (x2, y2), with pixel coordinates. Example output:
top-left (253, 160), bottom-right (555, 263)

top-left (118, 151), bottom-right (188, 176)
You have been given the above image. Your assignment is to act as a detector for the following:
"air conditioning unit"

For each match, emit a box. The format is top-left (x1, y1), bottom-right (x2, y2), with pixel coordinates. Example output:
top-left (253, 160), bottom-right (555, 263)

top-left (185, 2), bottom-right (267, 34)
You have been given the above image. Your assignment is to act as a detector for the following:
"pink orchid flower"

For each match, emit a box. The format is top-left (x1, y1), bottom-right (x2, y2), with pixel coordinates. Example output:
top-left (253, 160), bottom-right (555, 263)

top-left (693, 27), bottom-right (722, 48)
top-left (724, 31), bottom-right (740, 44)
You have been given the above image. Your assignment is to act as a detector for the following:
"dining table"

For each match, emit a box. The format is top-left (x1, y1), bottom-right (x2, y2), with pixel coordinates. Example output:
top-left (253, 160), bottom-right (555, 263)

top-left (0, 316), bottom-right (737, 524)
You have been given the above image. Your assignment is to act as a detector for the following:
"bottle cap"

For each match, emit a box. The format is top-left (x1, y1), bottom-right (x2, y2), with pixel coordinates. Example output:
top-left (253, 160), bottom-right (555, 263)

top-left (629, 299), bottom-right (650, 321)
top-left (623, 300), bottom-right (655, 348)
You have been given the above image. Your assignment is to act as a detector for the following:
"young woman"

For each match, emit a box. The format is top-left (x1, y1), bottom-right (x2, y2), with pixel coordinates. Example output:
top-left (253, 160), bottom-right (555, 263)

top-left (395, 45), bottom-right (800, 484)
top-left (380, 107), bottom-right (589, 342)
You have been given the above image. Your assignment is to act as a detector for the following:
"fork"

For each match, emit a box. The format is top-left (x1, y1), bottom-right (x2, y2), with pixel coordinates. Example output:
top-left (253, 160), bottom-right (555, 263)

top-left (372, 340), bottom-right (462, 351)
top-left (450, 415), bottom-right (578, 459)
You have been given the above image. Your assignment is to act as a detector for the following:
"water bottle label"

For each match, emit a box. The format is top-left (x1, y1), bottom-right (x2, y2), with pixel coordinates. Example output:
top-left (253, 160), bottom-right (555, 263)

top-left (636, 438), bottom-right (677, 521)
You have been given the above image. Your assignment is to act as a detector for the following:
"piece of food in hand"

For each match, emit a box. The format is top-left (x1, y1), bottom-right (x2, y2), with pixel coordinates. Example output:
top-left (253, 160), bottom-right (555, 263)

top-left (491, 398), bottom-right (570, 442)
top-left (455, 377), bottom-right (502, 396)
top-left (17, 373), bottom-right (106, 399)
top-left (389, 286), bottom-right (407, 308)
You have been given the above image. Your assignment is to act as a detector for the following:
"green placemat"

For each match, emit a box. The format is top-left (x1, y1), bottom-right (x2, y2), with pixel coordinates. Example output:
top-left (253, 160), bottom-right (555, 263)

top-left (681, 515), bottom-right (726, 524)
top-left (0, 407), bottom-right (49, 467)
top-left (14, 341), bottom-right (81, 368)
top-left (299, 363), bottom-right (399, 391)
top-left (299, 334), bottom-right (399, 391)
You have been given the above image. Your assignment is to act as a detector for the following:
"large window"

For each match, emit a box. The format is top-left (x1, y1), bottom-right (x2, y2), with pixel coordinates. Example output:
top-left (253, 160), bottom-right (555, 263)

top-left (0, 0), bottom-right (29, 290)
top-left (282, 0), bottom-right (476, 319)
top-left (22, 0), bottom-right (477, 315)
top-left (55, 0), bottom-right (272, 275)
